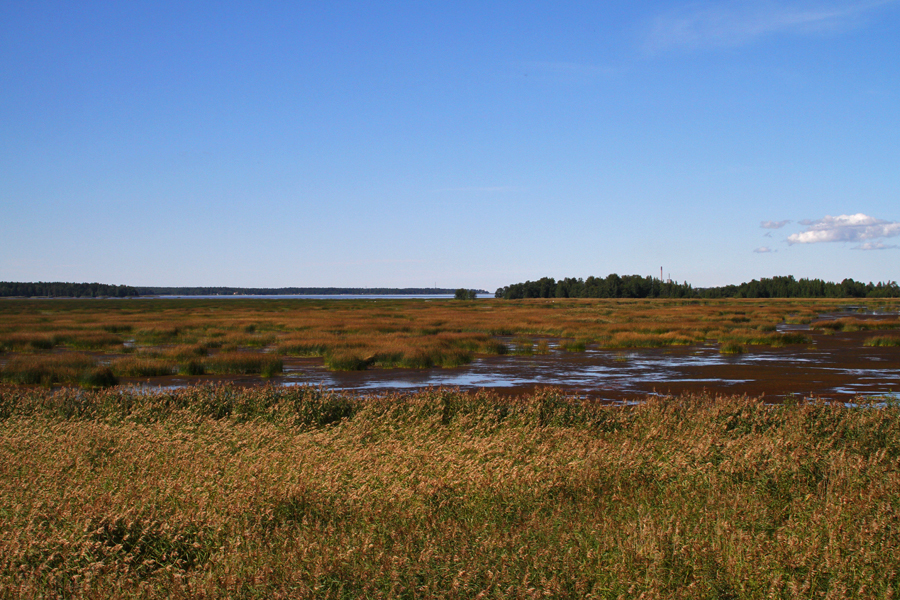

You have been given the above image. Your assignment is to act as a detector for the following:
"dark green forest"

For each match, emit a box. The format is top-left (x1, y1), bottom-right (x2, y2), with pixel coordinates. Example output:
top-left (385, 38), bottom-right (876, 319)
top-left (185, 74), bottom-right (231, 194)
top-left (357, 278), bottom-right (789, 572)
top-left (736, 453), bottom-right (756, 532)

top-left (495, 275), bottom-right (900, 299)
top-left (0, 282), bottom-right (138, 298)
top-left (0, 283), bottom-right (486, 297)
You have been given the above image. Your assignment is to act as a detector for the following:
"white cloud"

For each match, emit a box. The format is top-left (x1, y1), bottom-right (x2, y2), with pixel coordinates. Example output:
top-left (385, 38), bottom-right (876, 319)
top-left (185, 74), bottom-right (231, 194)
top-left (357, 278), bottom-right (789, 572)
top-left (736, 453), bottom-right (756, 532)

top-left (787, 213), bottom-right (900, 244)
top-left (761, 220), bottom-right (790, 229)
top-left (754, 246), bottom-right (776, 253)
top-left (644, 0), bottom-right (898, 53)
top-left (852, 241), bottom-right (900, 250)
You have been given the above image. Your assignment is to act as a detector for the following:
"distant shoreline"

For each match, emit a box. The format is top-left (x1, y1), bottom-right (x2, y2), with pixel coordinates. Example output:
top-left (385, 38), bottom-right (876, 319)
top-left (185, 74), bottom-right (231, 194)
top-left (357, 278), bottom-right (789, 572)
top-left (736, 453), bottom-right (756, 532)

top-left (134, 287), bottom-right (490, 296)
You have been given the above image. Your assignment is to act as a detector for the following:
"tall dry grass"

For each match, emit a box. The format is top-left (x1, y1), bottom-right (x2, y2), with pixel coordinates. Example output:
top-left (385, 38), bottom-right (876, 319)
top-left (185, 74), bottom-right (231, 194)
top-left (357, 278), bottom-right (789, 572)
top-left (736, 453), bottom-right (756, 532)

top-left (1, 384), bottom-right (898, 598)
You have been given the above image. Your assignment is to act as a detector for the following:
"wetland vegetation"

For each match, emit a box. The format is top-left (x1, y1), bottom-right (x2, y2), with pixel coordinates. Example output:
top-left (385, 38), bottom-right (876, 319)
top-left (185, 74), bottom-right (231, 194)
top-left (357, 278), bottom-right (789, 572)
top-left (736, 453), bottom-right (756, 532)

top-left (1, 298), bottom-right (899, 597)
top-left (0, 297), bottom-right (897, 389)
top-left (1, 385), bottom-right (898, 598)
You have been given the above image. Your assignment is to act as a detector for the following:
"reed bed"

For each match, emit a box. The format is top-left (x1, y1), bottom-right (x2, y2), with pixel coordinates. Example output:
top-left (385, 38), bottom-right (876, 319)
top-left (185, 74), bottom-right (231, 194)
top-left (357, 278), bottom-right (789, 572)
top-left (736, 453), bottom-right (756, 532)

top-left (1, 385), bottom-right (898, 598)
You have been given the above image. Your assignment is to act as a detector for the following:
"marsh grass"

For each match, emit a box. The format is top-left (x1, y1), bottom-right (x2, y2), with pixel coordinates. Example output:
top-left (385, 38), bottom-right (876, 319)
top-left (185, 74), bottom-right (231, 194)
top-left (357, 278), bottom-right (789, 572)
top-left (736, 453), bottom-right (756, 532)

top-left (0, 298), bottom-right (893, 380)
top-left (558, 338), bottom-right (587, 352)
top-left (78, 366), bottom-right (119, 388)
top-left (812, 317), bottom-right (900, 332)
top-left (864, 335), bottom-right (900, 347)
top-left (205, 352), bottom-right (283, 377)
top-left (178, 359), bottom-right (205, 376)
top-left (719, 341), bottom-right (745, 354)
top-left (276, 340), bottom-right (329, 356)
top-left (512, 337), bottom-right (534, 355)
top-left (1, 385), bottom-right (899, 598)
top-left (0, 333), bottom-right (56, 351)
top-left (110, 357), bottom-right (177, 377)
top-left (59, 331), bottom-right (124, 350)
top-left (324, 351), bottom-right (370, 371)
top-left (0, 353), bottom-right (96, 386)
top-left (604, 331), bottom-right (697, 349)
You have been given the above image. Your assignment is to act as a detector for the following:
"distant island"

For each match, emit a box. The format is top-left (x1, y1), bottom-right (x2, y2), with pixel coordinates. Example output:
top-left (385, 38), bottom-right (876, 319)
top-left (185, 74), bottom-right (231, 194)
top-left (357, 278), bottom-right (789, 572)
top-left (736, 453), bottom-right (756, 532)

top-left (0, 282), bottom-right (139, 298)
top-left (0, 282), bottom-right (488, 298)
top-left (135, 287), bottom-right (489, 296)
top-left (495, 274), bottom-right (900, 299)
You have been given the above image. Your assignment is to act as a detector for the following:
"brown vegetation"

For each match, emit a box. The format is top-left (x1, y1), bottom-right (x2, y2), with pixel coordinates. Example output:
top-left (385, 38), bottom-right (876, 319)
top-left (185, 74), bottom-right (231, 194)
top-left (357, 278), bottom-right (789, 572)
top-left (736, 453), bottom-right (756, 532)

top-left (0, 298), bottom-right (897, 386)
top-left (1, 384), bottom-right (898, 598)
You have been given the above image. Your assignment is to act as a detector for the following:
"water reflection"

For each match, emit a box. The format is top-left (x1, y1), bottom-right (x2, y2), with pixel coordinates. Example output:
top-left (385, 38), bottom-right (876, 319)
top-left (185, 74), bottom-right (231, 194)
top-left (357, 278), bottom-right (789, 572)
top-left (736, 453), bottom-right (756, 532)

top-left (274, 340), bottom-right (900, 401)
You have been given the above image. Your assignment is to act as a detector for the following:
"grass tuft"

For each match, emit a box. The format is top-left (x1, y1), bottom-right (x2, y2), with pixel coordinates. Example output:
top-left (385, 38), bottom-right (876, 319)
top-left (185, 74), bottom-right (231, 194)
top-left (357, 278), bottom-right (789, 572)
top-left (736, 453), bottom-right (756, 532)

top-left (864, 335), bottom-right (900, 347)
top-left (205, 352), bottom-right (283, 376)
top-left (719, 341), bottom-right (744, 354)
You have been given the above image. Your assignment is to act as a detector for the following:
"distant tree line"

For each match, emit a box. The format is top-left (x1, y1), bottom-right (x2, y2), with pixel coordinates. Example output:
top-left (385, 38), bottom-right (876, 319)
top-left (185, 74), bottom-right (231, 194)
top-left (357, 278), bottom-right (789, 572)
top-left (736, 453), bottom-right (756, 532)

top-left (699, 276), bottom-right (899, 299)
top-left (135, 287), bottom-right (489, 296)
top-left (0, 282), bottom-right (139, 298)
top-left (495, 275), bottom-right (900, 299)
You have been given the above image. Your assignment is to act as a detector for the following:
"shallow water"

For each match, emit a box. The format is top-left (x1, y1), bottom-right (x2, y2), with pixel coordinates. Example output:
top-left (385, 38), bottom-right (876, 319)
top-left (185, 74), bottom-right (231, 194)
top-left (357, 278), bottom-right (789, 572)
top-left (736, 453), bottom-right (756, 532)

top-left (273, 336), bottom-right (897, 401)
top-left (116, 328), bottom-right (900, 402)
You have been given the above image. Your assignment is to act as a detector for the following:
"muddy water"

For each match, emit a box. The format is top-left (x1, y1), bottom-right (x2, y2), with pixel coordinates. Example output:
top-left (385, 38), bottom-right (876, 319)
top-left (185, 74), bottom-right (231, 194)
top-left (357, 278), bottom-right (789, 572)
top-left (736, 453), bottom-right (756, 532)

top-left (122, 327), bottom-right (900, 402)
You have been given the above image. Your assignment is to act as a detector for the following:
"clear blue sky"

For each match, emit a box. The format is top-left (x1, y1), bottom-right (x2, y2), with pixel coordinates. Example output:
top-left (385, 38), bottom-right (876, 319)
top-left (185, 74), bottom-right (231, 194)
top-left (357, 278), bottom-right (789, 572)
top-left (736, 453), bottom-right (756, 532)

top-left (2, 1), bottom-right (898, 291)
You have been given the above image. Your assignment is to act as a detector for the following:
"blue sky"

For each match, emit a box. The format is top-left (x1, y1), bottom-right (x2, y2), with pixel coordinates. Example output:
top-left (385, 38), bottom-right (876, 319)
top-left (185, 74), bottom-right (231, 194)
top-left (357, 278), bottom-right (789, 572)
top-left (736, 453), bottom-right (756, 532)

top-left (2, 1), bottom-right (898, 291)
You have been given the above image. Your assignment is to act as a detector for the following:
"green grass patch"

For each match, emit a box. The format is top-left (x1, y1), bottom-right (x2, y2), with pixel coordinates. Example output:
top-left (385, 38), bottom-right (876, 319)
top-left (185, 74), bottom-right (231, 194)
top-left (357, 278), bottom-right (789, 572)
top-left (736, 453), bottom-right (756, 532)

top-left (719, 341), bottom-right (745, 354)
top-left (864, 335), bottom-right (900, 347)
top-left (324, 351), bottom-right (371, 371)
top-left (558, 338), bottom-right (587, 352)
top-left (205, 352), bottom-right (283, 376)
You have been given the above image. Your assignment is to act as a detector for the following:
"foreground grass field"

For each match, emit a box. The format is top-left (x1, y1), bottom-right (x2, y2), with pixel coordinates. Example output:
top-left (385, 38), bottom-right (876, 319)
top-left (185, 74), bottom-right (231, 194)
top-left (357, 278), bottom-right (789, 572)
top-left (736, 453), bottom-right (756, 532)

top-left (1, 384), bottom-right (898, 598)
top-left (1, 297), bottom-right (897, 387)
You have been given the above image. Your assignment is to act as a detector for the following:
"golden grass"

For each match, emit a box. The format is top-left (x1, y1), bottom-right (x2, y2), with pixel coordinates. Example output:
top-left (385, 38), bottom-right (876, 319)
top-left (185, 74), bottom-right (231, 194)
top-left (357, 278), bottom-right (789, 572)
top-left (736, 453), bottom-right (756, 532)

top-left (1, 385), bottom-right (898, 597)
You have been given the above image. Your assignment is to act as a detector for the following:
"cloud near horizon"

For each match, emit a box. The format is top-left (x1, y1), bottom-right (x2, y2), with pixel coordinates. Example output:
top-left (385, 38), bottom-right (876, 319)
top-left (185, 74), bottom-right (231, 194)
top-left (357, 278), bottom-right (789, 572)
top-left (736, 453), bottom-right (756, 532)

top-left (754, 246), bottom-right (776, 253)
top-left (852, 241), bottom-right (900, 250)
top-left (787, 213), bottom-right (900, 245)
